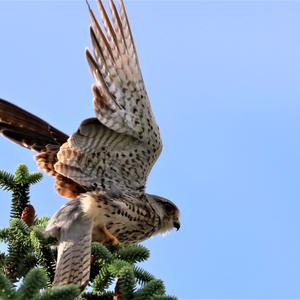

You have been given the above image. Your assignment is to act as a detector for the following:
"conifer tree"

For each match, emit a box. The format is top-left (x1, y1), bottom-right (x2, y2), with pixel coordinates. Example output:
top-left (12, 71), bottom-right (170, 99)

top-left (0, 165), bottom-right (177, 299)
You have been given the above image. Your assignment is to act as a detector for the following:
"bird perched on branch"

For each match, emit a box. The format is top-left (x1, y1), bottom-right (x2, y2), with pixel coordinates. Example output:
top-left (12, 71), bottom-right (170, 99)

top-left (0, 0), bottom-right (180, 288)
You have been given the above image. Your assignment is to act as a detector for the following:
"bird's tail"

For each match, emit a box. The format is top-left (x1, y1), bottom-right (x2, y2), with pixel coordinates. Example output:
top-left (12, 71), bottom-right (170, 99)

top-left (45, 199), bottom-right (93, 288)
top-left (0, 98), bottom-right (68, 152)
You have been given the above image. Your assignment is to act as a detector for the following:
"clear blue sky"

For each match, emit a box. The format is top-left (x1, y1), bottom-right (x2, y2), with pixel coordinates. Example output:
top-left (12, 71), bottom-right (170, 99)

top-left (0, 1), bottom-right (300, 299)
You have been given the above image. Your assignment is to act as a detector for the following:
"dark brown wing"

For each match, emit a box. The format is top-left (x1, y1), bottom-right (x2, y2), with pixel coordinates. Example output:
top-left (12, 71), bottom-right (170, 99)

top-left (0, 98), bottom-right (68, 152)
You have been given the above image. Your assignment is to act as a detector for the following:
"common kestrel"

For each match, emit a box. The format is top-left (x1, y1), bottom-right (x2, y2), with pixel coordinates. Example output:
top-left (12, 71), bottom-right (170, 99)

top-left (0, 0), bottom-right (180, 288)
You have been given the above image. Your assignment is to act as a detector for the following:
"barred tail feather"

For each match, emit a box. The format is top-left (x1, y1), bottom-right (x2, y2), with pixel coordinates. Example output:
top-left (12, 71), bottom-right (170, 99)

top-left (54, 230), bottom-right (92, 288)
top-left (45, 199), bottom-right (93, 288)
top-left (0, 98), bottom-right (68, 152)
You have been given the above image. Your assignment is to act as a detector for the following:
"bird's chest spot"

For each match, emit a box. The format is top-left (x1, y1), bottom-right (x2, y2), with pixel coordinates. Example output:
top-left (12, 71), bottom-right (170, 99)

top-left (105, 206), bottom-right (156, 243)
top-left (109, 222), bottom-right (154, 244)
top-left (92, 196), bottom-right (157, 244)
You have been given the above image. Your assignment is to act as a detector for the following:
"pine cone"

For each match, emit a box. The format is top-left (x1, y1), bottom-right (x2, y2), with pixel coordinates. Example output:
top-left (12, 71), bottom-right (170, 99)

top-left (21, 204), bottom-right (35, 226)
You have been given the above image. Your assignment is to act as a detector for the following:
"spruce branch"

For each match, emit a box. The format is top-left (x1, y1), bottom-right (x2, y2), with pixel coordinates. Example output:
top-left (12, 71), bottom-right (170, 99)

top-left (92, 267), bottom-right (114, 294)
top-left (0, 272), bottom-right (15, 299)
top-left (0, 170), bottom-right (15, 191)
top-left (0, 165), bottom-right (42, 220)
top-left (80, 291), bottom-right (114, 299)
top-left (10, 184), bottom-right (30, 219)
top-left (37, 284), bottom-right (80, 300)
top-left (14, 164), bottom-right (30, 185)
top-left (108, 260), bottom-right (131, 277)
top-left (91, 243), bottom-right (115, 289)
top-left (133, 266), bottom-right (155, 285)
top-left (114, 245), bottom-right (149, 264)
top-left (27, 172), bottom-right (43, 185)
top-left (16, 268), bottom-right (48, 300)
top-left (92, 242), bottom-right (113, 264)
top-left (5, 219), bottom-right (34, 280)
top-left (117, 265), bottom-right (135, 300)
top-left (0, 252), bottom-right (6, 270)
top-left (89, 243), bottom-right (177, 299)
top-left (151, 296), bottom-right (177, 300)
top-left (34, 217), bottom-right (50, 227)
top-left (0, 268), bottom-right (80, 300)
top-left (132, 280), bottom-right (165, 300)
top-left (29, 228), bottom-right (56, 281)
top-left (0, 228), bottom-right (10, 242)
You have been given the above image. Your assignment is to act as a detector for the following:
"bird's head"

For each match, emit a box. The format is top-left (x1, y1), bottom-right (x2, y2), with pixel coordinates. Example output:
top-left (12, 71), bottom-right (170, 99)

top-left (147, 194), bottom-right (180, 234)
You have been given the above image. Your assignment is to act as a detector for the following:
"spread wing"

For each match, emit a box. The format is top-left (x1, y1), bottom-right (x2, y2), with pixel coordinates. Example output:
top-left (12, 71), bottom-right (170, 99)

top-left (55, 0), bottom-right (162, 196)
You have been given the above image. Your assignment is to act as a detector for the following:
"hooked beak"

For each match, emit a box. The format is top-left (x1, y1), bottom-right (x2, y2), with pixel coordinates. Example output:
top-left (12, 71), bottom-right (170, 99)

top-left (173, 221), bottom-right (181, 231)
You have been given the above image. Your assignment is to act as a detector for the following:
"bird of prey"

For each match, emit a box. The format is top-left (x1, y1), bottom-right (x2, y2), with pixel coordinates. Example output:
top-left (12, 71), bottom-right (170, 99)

top-left (0, 0), bottom-right (180, 288)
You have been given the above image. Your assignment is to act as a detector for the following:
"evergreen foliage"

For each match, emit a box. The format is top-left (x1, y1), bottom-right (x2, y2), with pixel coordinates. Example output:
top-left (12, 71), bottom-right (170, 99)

top-left (0, 164), bottom-right (42, 220)
top-left (0, 165), bottom-right (177, 299)
top-left (0, 268), bottom-right (80, 300)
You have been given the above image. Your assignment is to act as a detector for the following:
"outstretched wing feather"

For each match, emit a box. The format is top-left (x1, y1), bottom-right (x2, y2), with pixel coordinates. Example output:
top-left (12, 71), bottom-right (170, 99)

top-left (0, 99), bottom-right (68, 151)
top-left (56, 1), bottom-right (162, 195)
top-left (55, 118), bottom-right (148, 194)
top-left (86, 0), bottom-right (162, 149)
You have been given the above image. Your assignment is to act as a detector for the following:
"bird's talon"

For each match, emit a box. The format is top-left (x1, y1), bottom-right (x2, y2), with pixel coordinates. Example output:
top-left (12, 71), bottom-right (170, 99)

top-left (100, 227), bottom-right (119, 246)
top-left (103, 236), bottom-right (119, 246)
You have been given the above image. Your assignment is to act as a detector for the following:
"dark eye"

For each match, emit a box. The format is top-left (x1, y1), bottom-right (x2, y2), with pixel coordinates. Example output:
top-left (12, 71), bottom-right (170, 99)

top-left (164, 203), bottom-right (173, 213)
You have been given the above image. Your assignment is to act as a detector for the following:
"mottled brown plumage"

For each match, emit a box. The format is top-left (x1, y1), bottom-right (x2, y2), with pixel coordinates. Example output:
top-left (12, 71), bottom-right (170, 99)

top-left (0, 0), bottom-right (180, 289)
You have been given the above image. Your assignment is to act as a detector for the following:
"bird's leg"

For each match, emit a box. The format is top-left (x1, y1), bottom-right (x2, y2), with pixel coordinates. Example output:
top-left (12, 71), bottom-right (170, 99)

top-left (99, 227), bottom-right (119, 246)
